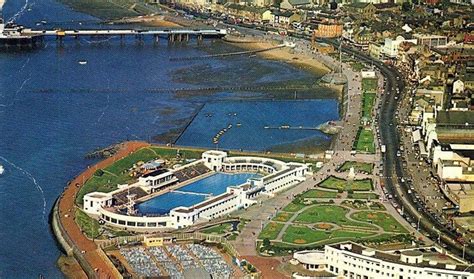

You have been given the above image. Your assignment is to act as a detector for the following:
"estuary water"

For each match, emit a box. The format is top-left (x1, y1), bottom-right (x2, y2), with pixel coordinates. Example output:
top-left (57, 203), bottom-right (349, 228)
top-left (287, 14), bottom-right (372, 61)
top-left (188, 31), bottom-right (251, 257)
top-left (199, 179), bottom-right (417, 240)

top-left (0, 0), bottom-right (338, 277)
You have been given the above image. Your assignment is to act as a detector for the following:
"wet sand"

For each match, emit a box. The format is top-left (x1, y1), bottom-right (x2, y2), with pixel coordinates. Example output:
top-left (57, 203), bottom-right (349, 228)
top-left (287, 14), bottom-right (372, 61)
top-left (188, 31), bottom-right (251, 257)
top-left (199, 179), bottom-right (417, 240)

top-left (224, 36), bottom-right (331, 76)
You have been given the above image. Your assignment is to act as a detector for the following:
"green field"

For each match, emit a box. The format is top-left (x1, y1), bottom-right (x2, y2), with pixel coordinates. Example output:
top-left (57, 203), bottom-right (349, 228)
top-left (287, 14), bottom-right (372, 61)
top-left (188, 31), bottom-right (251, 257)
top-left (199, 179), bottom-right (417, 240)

top-left (354, 128), bottom-right (375, 153)
top-left (339, 161), bottom-right (374, 174)
top-left (282, 225), bottom-right (375, 244)
top-left (282, 201), bottom-right (307, 212)
top-left (362, 78), bottom-right (378, 93)
top-left (294, 205), bottom-right (375, 229)
top-left (273, 212), bottom-right (294, 222)
top-left (201, 223), bottom-right (232, 235)
top-left (300, 189), bottom-right (339, 199)
top-left (76, 147), bottom-right (203, 205)
top-left (75, 209), bottom-right (101, 239)
top-left (258, 222), bottom-right (284, 240)
top-left (318, 176), bottom-right (373, 192)
top-left (351, 62), bottom-right (366, 72)
top-left (362, 93), bottom-right (376, 119)
top-left (348, 192), bottom-right (380, 200)
top-left (351, 211), bottom-right (407, 233)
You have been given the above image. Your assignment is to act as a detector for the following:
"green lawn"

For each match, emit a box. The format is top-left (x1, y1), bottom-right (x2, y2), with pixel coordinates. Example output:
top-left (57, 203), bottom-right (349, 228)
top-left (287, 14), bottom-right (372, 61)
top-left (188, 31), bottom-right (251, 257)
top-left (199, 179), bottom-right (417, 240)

top-left (75, 209), bottom-right (100, 239)
top-left (201, 223), bottom-right (232, 234)
top-left (282, 201), bottom-right (307, 212)
top-left (351, 211), bottom-right (407, 233)
top-left (301, 189), bottom-right (339, 199)
top-left (273, 212), bottom-right (294, 222)
top-left (282, 225), bottom-right (375, 244)
top-left (351, 62), bottom-right (366, 72)
top-left (259, 222), bottom-right (284, 240)
top-left (362, 93), bottom-right (376, 119)
top-left (354, 128), bottom-right (375, 153)
top-left (362, 78), bottom-right (378, 93)
top-left (348, 192), bottom-right (380, 200)
top-left (318, 176), bottom-right (373, 191)
top-left (294, 205), bottom-right (375, 229)
top-left (339, 161), bottom-right (374, 174)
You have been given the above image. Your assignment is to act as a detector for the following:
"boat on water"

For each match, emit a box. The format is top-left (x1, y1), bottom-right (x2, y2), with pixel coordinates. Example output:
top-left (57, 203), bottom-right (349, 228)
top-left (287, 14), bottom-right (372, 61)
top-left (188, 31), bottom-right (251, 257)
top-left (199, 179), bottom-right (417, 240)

top-left (236, 123), bottom-right (242, 127)
top-left (0, 165), bottom-right (4, 175)
top-left (78, 60), bottom-right (88, 65)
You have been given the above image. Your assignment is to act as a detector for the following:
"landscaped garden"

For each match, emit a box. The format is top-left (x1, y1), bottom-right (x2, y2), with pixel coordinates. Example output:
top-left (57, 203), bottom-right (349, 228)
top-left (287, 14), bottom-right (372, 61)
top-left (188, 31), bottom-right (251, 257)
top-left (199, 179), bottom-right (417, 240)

top-left (258, 222), bottom-right (284, 240)
top-left (272, 212), bottom-right (294, 222)
top-left (338, 161), bottom-right (374, 174)
top-left (318, 176), bottom-right (373, 192)
top-left (351, 211), bottom-right (408, 233)
top-left (362, 78), bottom-right (378, 93)
top-left (300, 189), bottom-right (339, 199)
top-left (348, 192), bottom-right (379, 200)
top-left (354, 128), bottom-right (375, 153)
top-left (362, 93), bottom-right (376, 119)
top-left (294, 205), bottom-right (375, 229)
top-left (258, 188), bottom-right (412, 254)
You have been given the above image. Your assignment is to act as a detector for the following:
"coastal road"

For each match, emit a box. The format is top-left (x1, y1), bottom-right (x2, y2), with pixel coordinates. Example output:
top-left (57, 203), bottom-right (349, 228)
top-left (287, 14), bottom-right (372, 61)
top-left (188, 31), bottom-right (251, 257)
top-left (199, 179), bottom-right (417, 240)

top-left (324, 39), bottom-right (474, 261)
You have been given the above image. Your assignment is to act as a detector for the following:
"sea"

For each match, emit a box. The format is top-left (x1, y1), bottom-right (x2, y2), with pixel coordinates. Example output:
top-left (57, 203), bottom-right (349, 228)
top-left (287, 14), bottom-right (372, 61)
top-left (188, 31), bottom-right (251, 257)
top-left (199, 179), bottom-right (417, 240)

top-left (0, 0), bottom-right (338, 277)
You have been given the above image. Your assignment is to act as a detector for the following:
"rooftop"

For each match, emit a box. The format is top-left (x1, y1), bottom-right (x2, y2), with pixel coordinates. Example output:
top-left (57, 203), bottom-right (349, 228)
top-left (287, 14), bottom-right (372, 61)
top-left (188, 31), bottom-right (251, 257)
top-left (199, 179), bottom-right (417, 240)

top-left (330, 243), bottom-right (473, 272)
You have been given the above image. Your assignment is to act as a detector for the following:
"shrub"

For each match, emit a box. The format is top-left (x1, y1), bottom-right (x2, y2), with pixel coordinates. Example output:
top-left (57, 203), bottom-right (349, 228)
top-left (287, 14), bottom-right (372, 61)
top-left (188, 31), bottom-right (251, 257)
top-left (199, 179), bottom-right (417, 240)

top-left (94, 169), bottom-right (104, 177)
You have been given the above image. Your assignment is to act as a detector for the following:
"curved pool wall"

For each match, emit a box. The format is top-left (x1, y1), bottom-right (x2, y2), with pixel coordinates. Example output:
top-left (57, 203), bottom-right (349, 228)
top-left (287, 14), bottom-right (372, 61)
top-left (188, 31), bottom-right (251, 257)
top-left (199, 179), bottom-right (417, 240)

top-left (137, 172), bottom-right (260, 215)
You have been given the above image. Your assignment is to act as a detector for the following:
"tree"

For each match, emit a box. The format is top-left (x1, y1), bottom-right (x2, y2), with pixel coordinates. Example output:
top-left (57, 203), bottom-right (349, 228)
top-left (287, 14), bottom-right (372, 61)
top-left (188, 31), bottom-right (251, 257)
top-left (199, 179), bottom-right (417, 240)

top-left (412, 0), bottom-right (419, 5)
top-left (263, 238), bottom-right (271, 248)
top-left (402, 2), bottom-right (412, 11)
top-left (94, 169), bottom-right (104, 177)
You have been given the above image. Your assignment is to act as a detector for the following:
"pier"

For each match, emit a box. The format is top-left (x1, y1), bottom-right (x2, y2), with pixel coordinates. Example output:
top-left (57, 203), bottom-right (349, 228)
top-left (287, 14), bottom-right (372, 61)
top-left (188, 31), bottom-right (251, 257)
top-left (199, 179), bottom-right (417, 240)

top-left (0, 22), bottom-right (227, 47)
top-left (264, 125), bottom-right (320, 131)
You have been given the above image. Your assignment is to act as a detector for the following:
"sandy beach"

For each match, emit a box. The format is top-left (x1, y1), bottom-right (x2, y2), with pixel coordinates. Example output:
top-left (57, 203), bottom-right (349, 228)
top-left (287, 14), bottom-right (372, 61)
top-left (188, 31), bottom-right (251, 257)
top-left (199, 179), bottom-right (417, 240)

top-left (114, 15), bottom-right (182, 27)
top-left (224, 35), bottom-right (331, 75)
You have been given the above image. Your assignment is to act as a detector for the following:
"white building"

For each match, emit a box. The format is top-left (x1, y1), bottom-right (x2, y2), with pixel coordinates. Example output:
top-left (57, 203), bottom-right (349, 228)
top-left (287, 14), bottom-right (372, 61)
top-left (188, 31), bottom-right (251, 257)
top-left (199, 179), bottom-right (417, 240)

top-left (84, 150), bottom-right (308, 230)
top-left (382, 36), bottom-right (417, 58)
top-left (453, 80), bottom-right (465, 94)
top-left (291, 243), bottom-right (474, 279)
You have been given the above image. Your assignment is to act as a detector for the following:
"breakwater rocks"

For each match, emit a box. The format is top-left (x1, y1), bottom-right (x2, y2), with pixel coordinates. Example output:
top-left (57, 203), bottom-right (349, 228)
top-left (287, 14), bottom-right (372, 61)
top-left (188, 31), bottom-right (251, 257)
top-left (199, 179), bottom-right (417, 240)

top-left (85, 143), bottom-right (121, 159)
top-left (317, 121), bottom-right (343, 135)
top-left (321, 73), bottom-right (347, 85)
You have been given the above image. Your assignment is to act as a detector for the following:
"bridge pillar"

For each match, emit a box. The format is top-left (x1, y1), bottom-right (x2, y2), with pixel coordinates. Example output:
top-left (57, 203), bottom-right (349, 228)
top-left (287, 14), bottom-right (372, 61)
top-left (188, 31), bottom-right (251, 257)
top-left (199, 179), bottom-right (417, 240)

top-left (197, 34), bottom-right (203, 45)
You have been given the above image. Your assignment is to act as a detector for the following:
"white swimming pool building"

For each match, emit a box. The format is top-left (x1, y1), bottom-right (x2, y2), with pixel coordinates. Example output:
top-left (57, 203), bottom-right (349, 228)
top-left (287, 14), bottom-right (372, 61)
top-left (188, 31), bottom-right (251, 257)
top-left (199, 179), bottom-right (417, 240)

top-left (83, 150), bottom-right (309, 230)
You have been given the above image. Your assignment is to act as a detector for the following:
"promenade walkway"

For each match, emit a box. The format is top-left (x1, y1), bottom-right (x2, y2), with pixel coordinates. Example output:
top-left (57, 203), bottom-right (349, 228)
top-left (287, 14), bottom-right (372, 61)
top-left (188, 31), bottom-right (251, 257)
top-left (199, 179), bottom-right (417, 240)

top-left (58, 141), bottom-right (150, 278)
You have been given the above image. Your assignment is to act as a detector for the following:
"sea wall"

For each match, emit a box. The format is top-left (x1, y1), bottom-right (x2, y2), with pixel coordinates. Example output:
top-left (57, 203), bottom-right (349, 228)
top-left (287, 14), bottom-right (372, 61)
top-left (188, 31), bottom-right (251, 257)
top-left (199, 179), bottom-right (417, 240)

top-left (51, 198), bottom-right (98, 278)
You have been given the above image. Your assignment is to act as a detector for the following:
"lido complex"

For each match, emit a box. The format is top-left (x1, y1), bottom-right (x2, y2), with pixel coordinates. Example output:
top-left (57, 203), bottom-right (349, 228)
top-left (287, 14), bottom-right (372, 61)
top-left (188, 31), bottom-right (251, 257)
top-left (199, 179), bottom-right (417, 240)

top-left (83, 150), bottom-right (308, 230)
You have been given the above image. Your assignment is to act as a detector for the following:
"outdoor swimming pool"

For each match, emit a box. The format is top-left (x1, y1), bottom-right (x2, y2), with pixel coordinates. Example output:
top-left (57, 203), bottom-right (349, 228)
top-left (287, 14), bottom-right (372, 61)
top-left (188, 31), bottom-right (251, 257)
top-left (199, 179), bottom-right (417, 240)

top-left (137, 172), bottom-right (260, 215)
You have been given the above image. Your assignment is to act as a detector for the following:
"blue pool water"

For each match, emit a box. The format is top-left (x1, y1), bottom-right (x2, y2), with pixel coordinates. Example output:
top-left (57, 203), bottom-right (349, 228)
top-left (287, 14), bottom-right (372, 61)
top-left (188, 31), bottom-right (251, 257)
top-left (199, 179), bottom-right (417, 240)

top-left (177, 100), bottom-right (339, 151)
top-left (137, 173), bottom-right (259, 215)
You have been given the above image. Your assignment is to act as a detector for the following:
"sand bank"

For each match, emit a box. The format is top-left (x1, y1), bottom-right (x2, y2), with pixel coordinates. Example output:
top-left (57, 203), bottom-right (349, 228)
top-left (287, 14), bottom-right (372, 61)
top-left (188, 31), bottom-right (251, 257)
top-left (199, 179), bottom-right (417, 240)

top-left (225, 35), bottom-right (331, 75)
